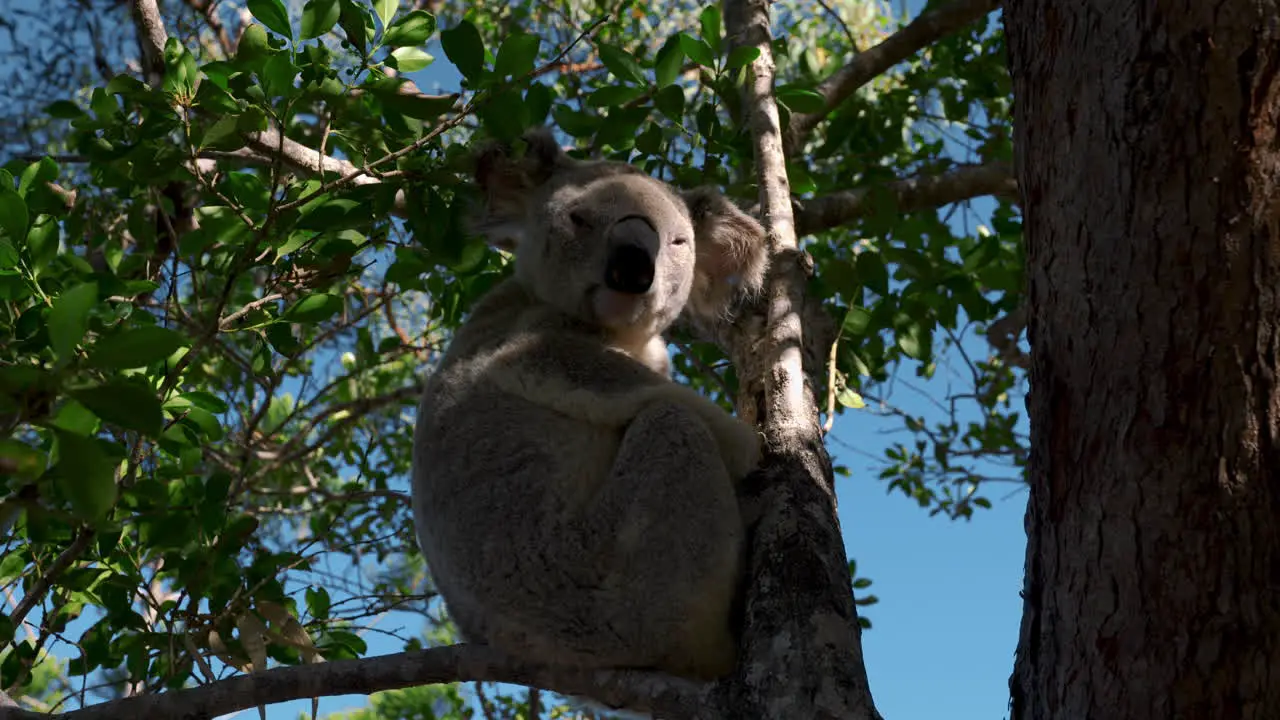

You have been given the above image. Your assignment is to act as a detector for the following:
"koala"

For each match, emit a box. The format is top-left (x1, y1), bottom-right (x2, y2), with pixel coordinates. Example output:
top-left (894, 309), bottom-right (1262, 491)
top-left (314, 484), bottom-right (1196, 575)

top-left (410, 128), bottom-right (769, 682)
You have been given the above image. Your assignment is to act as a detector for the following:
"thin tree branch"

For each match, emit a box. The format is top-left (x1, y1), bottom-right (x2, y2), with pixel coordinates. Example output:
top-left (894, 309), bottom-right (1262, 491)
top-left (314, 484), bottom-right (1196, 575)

top-left (5, 530), bottom-right (95, 634)
top-left (786, 0), bottom-right (1001, 153)
top-left (129, 0), bottom-right (168, 82)
top-left (793, 160), bottom-right (1018, 236)
top-left (733, 0), bottom-right (805, 445)
top-left (722, 0), bottom-right (882, 717)
top-left (0, 645), bottom-right (714, 720)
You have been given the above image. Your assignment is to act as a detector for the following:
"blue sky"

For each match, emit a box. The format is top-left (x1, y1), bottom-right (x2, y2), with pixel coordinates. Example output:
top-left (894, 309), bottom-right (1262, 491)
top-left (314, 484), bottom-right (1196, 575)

top-left (1, 2), bottom-right (1026, 718)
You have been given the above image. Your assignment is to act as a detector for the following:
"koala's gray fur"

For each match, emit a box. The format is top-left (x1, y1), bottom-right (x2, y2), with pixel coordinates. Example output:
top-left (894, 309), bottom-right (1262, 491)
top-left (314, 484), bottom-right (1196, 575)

top-left (411, 128), bottom-right (769, 681)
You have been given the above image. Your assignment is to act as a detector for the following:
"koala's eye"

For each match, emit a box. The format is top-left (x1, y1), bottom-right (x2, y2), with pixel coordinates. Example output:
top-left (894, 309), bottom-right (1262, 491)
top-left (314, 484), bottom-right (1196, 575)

top-left (672, 236), bottom-right (690, 247)
top-left (569, 211), bottom-right (590, 230)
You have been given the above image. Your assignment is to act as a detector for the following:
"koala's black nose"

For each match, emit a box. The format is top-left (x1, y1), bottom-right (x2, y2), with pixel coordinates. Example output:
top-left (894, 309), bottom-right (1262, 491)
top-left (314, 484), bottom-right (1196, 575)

top-left (605, 244), bottom-right (655, 294)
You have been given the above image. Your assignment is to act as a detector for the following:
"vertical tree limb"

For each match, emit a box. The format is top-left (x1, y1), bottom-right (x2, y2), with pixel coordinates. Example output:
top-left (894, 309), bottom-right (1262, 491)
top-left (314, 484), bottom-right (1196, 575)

top-left (721, 1), bottom-right (882, 718)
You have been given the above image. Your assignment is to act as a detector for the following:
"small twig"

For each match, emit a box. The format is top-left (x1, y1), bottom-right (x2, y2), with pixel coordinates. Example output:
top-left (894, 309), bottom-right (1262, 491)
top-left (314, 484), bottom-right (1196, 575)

top-left (217, 293), bottom-right (284, 330)
top-left (6, 530), bottom-right (95, 633)
top-left (814, 0), bottom-right (861, 53)
top-left (823, 332), bottom-right (841, 434)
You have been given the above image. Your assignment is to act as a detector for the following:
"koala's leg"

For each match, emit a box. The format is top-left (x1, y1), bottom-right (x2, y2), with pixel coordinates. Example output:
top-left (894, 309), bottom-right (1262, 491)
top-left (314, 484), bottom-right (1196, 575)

top-left (585, 400), bottom-right (746, 680)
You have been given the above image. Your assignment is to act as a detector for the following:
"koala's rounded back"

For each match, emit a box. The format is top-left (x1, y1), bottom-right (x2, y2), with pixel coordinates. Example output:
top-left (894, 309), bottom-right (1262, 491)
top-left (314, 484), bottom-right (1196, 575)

top-left (411, 128), bottom-right (769, 684)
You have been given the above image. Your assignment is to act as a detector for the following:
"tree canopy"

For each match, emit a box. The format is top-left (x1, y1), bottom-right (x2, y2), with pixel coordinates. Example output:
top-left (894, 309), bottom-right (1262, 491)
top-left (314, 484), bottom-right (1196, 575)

top-left (0, 0), bottom-right (1017, 717)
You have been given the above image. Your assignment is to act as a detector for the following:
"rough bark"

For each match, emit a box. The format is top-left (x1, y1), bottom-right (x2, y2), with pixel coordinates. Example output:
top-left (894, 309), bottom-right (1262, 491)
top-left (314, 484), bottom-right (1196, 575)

top-left (719, 1), bottom-right (881, 718)
top-left (1005, 2), bottom-right (1280, 718)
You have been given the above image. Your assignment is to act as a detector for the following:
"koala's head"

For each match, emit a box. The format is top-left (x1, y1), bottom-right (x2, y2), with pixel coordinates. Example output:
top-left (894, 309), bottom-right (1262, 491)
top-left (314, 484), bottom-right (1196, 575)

top-left (472, 128), bottom-right (768, 346)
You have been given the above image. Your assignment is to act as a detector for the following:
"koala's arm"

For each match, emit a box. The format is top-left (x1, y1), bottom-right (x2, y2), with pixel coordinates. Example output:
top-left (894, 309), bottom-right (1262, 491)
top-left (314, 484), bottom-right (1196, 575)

top-left (478, 332), bottom-right (761, 479)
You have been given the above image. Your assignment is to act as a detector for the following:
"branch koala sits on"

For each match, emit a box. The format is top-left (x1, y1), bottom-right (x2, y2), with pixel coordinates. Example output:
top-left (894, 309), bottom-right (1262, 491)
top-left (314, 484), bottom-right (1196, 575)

top-left (411, 128), bottom-right (769, 682)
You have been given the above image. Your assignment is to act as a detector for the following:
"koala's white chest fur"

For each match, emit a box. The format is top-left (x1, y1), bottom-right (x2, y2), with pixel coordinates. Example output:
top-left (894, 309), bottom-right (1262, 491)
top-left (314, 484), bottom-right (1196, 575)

top-left (410, 129), bottom-right (769, 684)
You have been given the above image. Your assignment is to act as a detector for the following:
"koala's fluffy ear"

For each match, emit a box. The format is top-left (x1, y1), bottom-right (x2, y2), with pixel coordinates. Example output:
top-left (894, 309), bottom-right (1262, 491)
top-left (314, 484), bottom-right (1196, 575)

top-left (682, 188), bottom-right (770, 323)
top-left (472, 128), bottom-right (570, 250)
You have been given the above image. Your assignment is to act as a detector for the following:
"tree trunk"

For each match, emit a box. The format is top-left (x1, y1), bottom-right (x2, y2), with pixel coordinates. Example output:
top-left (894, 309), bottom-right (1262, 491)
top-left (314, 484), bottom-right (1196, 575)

top-left (1005, 2), bottom-right (1280, 718)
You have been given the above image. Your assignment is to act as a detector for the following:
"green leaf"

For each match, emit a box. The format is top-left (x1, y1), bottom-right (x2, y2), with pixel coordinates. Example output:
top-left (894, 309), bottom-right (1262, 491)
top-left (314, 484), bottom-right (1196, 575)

top-left (71, 381), bottom-right (165, 437)
top-left (338, 0), bottom-right (371, 54)
top-left (195, 82), bottom-right (242, 114)
top-left (725, 45), bottom-right (760, 71)
top-left (842, 305), bottom-right (872, 335)
top-left (175, 406), bottom-right (224, 441)
top-left (237, 24), bottom-right (273, 66)
top-left (247, 0), bottom-right (292, 39)
top-left (678, 33), bottom-right (715, 68)
top-left (162, 37), bottom-right (196, 97)
top-left (284, 293), bottom-right (343, 323)
top-left (837, 388), bottom-right (866, 409)
top-left (858, 252), bottom-right (889, 295)
top-left (300, 0), bottom-right (340, 39)
top-left (51, 400), bottom-right (100, 437)
top-left (45, 101), bottom-right (85, 119)
top-left (389, 46), bottom-right (434, 72)
top-left (25, 215), bottom-right (60, 269)
top-left (52, 430), bottom-right (118, 522)
top-left (598, 43), bottom-right (645, 85)
top-left (87, 326), bottom-right (191, 370)
top-left (439, 20), bottom-right (484, 81)
top-left (552, 106), bottom-right (599, 138)
top-left (0, 188), bottom-right (29, 243)
top-left (18, 157), bottom-right (57, 198)
top-left (897, 323), bottom-right (931, 360)
top-left (177, 391), bottom-right (230, 415)
top-left (493, 31), bottom-right (540, 79)
top-left (261, 53), bottom-right (298, 97)
top-left (524, 82), bottom-right (552, 125)
top-left (373, 0), bottom-right (397, 28)
top-left (383, 10), bottom-right (436, 47)
top-left (478, 87), bottom-right (528, 142)
top-left (587, 85), bottom-right (646, 108)
top-left (0, 439), bottom-right (44, 479)
top-left (699, 5), bottom-right (722, 54)
top-left (777, 87), bottom-right (826, 114)
top-left (387, 92), bottom-right (457, 119)
top-left (654, 36), bottom-right (684, 87)
top-left (655, 85), bottom-right (684, 121)
top-left (49, 282), bottom-right (98, 362)
top-left (0, 239), bottom-right (17, 270)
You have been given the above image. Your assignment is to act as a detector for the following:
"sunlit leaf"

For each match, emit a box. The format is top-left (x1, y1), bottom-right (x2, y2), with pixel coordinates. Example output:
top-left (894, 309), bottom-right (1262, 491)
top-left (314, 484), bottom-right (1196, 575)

top-left (285, 293), bottom-right (344, 323)
top-left (48, 282), bottom-right (98, 362)
top-left (383, 10), bottom-right (436, 47)
top-left (300, 0), bottom-right (340, 39)
top-left (247, 0), bottom-right (292, 39)
top-left (390, 46), bottom-right (434, 72)
top-left (373, 0), bottom-right (397, 28)
top-left (0, 188), bottom-right (29, 244)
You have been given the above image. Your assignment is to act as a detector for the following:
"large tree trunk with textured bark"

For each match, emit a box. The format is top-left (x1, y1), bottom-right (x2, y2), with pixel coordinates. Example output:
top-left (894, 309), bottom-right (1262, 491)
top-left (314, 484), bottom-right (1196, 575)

top-left (1005, 2), bottom-right (1280, 718)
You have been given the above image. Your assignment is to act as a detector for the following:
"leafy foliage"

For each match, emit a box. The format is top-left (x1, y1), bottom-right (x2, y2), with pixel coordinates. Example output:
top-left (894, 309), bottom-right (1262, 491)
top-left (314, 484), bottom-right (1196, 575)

top-left (0, 0), bottom-right (1021, 716)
